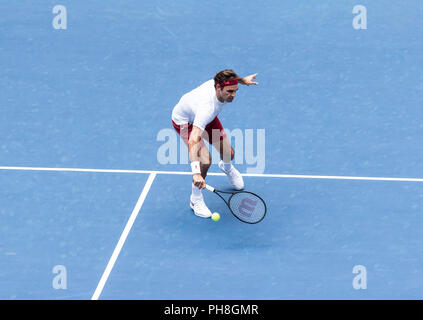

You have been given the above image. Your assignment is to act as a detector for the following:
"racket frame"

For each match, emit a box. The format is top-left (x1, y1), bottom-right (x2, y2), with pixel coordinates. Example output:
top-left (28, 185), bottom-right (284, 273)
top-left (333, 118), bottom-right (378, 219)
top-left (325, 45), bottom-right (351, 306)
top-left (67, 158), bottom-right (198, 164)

top-left (205, 184), bottom-right (267, 224)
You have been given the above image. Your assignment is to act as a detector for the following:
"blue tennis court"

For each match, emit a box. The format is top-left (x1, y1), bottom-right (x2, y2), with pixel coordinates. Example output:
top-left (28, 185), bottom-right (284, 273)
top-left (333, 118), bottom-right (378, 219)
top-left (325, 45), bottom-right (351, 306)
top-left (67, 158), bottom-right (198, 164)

top-left (1, 0), bottom-right (423, 299)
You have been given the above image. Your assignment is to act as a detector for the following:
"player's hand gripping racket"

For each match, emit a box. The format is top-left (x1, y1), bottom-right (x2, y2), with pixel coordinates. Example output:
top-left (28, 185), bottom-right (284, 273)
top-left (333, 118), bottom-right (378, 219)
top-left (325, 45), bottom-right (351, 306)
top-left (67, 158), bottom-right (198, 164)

top-left (205, 184), bottom-right (267, 224)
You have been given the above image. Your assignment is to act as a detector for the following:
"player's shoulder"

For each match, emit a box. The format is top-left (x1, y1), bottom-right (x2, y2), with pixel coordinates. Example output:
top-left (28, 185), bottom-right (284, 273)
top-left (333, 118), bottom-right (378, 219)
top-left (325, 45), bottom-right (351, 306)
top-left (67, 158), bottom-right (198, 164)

top-left (192, 79), bottom-right (214, 92)
top-left (183, 79), bottom-right (214, 99)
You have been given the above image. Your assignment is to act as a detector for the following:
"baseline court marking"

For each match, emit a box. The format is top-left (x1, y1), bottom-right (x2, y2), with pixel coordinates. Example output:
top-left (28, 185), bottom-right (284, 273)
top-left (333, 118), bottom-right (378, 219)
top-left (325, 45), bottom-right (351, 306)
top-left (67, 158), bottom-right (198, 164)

top-left (1, 166), bottom-right (423, 182)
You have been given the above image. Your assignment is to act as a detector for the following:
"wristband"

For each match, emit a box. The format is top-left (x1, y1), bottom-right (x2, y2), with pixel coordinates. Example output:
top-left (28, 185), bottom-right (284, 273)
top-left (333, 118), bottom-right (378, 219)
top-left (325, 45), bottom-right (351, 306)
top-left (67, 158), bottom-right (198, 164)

top-left (191, 161), bottom-right (201, 174)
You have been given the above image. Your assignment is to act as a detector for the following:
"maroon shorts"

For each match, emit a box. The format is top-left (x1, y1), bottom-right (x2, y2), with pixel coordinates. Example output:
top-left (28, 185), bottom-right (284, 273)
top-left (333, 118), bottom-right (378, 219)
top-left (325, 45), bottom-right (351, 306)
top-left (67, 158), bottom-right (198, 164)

top-left (172, 117), bottom-right (226, 146)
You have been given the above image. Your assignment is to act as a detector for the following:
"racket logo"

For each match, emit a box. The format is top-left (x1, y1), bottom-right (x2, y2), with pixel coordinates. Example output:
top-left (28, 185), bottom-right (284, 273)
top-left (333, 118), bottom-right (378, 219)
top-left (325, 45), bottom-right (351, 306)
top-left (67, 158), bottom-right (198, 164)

top-left (238, 198), bottom-right (257, 217)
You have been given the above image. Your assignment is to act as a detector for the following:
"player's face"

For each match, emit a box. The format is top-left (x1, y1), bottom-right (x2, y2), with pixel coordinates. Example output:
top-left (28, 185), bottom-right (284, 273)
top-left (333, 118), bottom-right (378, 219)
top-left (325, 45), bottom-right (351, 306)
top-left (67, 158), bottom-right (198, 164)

top-left (219, 85), bottom-right (238, 103)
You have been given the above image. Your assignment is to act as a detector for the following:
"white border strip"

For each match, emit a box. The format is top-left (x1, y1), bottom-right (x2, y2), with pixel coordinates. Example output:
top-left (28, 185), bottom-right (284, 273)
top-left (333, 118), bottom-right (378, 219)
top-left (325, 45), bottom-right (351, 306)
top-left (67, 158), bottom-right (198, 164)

top-left (1, 165), bottom-right (423, 182)
top-left (91, 172), bottom-right (157, 300)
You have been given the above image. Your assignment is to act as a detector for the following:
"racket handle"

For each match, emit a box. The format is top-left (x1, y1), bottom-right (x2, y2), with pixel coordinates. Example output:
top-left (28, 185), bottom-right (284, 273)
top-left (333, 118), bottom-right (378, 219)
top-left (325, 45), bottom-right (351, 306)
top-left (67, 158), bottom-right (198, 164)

top-left (205, 184), bottom-right (215, 192)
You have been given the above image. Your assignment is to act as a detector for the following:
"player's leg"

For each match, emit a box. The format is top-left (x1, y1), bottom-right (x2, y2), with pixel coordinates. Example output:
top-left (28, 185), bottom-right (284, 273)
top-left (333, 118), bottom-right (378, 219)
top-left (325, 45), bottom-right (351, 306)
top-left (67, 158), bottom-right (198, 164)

top-left (198, 141), bottom-right (212, 179)
top-left (215, 136), bottom-right (244, 190)
top-left (189, 145), bottom-right (213, 217)
top-left (172, 121), bottom-right (213, 218)
top-left (213, 134), bottom-right (234, 163)
top-left (202, 117), bottom-right (231, 161)
top-left (203, 117), bottom-right (244, 190)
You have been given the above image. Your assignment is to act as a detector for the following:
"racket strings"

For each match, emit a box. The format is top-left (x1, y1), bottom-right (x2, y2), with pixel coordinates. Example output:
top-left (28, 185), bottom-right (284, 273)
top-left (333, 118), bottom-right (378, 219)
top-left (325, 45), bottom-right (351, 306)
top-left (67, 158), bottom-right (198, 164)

top-left (229, 192), bottom-right (266, 223)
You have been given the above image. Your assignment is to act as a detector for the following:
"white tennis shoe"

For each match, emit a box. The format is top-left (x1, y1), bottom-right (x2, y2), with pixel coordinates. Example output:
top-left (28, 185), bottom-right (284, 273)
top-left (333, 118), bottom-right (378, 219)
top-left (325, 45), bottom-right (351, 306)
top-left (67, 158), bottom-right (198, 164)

top-left (190, 196), bottom-right (212, 218)
top-left (218, 160), bottom-right (244, 190)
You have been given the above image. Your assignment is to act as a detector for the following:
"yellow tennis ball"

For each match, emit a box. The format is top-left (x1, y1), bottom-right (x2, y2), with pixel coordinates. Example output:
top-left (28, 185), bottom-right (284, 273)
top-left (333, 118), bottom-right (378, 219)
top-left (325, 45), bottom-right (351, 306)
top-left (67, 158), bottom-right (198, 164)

top-left (211, 212), bottom-right (220, 222)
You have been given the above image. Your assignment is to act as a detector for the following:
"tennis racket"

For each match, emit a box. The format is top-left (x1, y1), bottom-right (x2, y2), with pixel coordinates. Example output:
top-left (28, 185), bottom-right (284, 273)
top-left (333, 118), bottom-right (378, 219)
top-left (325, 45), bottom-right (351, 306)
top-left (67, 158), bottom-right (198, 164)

top-left (205, 184), bottom-right (267, 224)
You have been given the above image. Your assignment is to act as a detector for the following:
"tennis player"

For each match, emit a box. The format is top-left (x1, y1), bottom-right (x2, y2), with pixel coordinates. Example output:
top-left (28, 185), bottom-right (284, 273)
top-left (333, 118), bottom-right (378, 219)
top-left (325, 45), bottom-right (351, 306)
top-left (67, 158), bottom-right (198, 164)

top-left (171, 69), bottom-right (258, 218)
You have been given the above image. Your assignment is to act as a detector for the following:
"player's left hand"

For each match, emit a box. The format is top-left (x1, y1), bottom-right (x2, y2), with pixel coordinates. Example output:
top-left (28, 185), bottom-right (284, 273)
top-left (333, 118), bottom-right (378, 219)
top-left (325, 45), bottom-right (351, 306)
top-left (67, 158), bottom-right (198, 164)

top-left (241, 73), bottom-right (258, 86)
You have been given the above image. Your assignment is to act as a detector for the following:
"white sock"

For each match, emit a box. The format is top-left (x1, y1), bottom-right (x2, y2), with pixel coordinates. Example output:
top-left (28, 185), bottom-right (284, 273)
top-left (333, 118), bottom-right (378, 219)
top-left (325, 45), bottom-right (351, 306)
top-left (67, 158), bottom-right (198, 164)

top-left (191, 183), bottom-right (203, 200)
top-left (222, 161), bottom-right (232, 172)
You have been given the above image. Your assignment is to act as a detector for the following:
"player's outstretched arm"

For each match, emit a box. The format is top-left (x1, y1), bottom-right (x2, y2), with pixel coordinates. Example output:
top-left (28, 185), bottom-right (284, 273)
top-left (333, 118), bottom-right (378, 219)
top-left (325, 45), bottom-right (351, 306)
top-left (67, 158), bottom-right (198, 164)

top-left (188, 126), bottom-right (203, 163)
top-left (238, 73), bottom-right (259, 86)
top-left (188, 126), bottom-right (206, 189)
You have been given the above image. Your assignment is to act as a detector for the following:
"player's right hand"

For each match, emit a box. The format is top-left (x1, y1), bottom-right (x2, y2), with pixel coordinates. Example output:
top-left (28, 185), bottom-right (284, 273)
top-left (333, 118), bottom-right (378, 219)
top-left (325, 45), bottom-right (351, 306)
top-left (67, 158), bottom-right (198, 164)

top-left (193, 173), bottom-right (206, 189)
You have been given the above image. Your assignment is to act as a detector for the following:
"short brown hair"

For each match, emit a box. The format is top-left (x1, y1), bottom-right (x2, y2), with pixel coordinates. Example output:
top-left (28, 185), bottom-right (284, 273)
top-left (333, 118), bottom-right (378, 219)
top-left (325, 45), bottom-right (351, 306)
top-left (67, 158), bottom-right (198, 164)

top-left (214, 69), bottom-right (239, 88)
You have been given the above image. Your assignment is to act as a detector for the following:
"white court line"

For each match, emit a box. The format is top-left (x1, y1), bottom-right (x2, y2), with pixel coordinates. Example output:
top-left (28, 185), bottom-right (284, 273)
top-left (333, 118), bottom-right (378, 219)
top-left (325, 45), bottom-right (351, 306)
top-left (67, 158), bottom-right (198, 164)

top-left (1, 165), bottom-right (423, 182)
top-left (91, 172), bottom-right (156, 300)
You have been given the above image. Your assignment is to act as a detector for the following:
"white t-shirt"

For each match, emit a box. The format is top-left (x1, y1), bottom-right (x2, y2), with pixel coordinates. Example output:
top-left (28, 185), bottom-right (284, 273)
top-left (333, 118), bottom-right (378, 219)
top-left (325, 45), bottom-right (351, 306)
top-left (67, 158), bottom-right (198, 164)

top-left (171, 79), bottom-right (227, 131)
